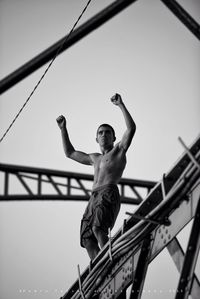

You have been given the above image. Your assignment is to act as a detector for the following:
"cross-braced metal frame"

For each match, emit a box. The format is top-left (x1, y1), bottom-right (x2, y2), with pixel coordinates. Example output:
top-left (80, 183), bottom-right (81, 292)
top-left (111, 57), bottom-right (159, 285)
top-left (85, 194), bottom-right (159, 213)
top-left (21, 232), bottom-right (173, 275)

top-left (0, 163), bottom-right (156, 205)
top-left (0, 1), bottom-right (200, 299)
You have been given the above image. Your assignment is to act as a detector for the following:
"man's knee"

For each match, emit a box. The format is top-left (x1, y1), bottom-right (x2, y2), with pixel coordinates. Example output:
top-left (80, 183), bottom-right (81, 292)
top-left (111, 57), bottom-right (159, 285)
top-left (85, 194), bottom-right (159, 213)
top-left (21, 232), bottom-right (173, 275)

top-left (82, 238), bottom-right (91, 249)
top-left (92, 226), bottom-right (107, 238)
top-left (82, 237), bottom-right (97, 249)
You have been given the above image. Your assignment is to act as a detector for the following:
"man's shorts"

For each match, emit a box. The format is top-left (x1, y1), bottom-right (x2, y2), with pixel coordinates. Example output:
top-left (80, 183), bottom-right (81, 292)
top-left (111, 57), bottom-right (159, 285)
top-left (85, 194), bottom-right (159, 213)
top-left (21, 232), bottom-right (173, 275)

top-left (80, 184), bottom-right (120, 248)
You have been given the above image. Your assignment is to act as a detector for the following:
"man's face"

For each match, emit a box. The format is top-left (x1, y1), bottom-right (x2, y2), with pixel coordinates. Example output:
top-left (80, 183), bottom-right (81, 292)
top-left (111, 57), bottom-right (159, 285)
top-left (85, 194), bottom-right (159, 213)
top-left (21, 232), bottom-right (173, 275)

top-left (96, 126), bottom-right (115, 147)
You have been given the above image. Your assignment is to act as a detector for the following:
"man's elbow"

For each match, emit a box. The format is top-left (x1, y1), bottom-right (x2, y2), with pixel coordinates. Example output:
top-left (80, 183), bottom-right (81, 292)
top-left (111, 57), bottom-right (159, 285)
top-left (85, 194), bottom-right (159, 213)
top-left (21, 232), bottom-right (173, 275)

top-left (65, 149), bottom-right (75, 159)
top-left (130, 124), bottom-right (136, 137)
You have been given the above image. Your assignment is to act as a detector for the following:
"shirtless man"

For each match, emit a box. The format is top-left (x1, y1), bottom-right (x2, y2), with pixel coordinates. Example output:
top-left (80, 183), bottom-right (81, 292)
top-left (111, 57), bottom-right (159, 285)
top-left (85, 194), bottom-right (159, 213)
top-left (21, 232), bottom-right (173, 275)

top-left (56, 94), bottom-right (136, 260)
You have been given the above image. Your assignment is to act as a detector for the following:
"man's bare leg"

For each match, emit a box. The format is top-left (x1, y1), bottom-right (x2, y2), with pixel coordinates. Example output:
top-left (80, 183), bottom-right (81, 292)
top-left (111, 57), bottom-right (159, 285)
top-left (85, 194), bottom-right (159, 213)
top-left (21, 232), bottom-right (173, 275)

top-left (92, 226), bottom-right (108, 249)
top-left (84, 238), bottom-right (100, 260)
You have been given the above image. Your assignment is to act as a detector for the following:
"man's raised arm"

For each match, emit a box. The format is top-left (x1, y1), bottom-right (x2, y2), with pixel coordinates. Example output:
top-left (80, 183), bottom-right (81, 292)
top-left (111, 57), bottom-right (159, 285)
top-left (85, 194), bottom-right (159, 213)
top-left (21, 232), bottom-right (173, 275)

top-left (111, 94), bottom-right (136, 151)
top-left (56, 115), bottom-right (93, 165)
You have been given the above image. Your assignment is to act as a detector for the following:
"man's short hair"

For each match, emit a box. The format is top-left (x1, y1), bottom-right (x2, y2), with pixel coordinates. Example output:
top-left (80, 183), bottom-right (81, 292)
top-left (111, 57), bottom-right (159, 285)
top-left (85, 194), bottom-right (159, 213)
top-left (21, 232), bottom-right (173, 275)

top-left (97, 124), bottom-right (116, 140)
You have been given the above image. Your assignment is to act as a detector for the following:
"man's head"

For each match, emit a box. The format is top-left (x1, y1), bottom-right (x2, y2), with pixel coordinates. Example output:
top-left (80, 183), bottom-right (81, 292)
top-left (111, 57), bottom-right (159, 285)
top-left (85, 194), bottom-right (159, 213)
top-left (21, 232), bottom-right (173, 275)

top-left (96, 124), bottom-right (116, 149)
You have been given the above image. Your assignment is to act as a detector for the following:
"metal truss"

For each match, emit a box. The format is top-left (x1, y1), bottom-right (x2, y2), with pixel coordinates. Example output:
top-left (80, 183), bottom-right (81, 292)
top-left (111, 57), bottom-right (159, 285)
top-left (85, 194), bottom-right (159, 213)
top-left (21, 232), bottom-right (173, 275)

top-left (0, 0), bottom-right (199, 94)
top-left (0, 163), bottom-right (156, 205)
top-left (61, 134), bottom-right (200, 299)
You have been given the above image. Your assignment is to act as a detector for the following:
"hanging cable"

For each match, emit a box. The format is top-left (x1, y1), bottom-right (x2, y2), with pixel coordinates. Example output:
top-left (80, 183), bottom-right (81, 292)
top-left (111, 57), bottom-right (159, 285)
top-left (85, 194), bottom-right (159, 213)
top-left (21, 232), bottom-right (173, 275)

top-left (0, 0), bottom-right (93, 144)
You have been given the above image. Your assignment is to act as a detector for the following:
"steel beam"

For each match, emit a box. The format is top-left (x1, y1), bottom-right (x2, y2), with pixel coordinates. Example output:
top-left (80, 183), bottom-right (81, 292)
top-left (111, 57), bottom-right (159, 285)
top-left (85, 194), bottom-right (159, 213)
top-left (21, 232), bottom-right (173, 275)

top-left (175, 197), bottom-right (200, 299)
top-left (129, 235), bottom-right (152, 299)
top-left (160, 0), bottom-right (200, 40)
top-left (167, 237), bottom-right (200, 299)
top-left (151, 181), bottom-right (200, 261)
top-left (0, 0), bottom-right (138, 94)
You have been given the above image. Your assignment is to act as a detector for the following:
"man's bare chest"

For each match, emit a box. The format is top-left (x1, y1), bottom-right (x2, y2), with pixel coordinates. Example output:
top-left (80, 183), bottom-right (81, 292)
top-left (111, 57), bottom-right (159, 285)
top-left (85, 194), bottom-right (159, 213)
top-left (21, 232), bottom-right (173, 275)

top-left (96, 150), bottom-right (126, 171)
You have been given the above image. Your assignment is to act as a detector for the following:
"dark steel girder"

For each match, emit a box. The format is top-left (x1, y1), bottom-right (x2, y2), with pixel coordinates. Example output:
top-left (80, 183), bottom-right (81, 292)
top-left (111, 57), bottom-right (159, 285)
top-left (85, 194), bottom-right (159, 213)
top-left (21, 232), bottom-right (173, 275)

top-left (160, 0), bottom-right (200, 40)
top-left (0, 0), bottom-right (138, 94)
top-left (175, 196), bottom-right (200, 299)
top-left (0, 163), bottom-right (156, 204)
top-left (129, 235), bottom-right (152, 299)
top-left (167, 237), bottom-right (200, 299)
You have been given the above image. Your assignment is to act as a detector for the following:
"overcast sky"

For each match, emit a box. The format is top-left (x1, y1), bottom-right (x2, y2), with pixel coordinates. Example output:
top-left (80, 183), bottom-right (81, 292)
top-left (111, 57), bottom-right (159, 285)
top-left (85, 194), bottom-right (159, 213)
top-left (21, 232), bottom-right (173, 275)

top-left (0, 1), bottom-right (200, 299)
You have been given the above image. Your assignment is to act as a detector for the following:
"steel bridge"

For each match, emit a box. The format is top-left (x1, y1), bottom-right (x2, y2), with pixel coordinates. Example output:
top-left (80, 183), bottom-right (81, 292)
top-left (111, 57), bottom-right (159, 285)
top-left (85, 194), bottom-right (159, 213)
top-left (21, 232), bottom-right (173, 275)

top-left (0, 1), bottom-right (200, 299)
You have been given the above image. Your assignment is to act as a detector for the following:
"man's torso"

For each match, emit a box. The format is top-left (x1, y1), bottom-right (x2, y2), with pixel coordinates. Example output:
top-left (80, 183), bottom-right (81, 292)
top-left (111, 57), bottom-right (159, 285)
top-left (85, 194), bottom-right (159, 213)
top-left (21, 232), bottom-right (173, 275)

top-left (92, 143), bottom-right (126, 189)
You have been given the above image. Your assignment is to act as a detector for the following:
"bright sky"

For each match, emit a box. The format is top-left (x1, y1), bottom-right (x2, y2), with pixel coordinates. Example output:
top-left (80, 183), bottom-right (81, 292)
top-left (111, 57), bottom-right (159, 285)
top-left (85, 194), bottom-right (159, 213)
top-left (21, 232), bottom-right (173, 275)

top-left (0, 1), bottom-right (200, 299)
